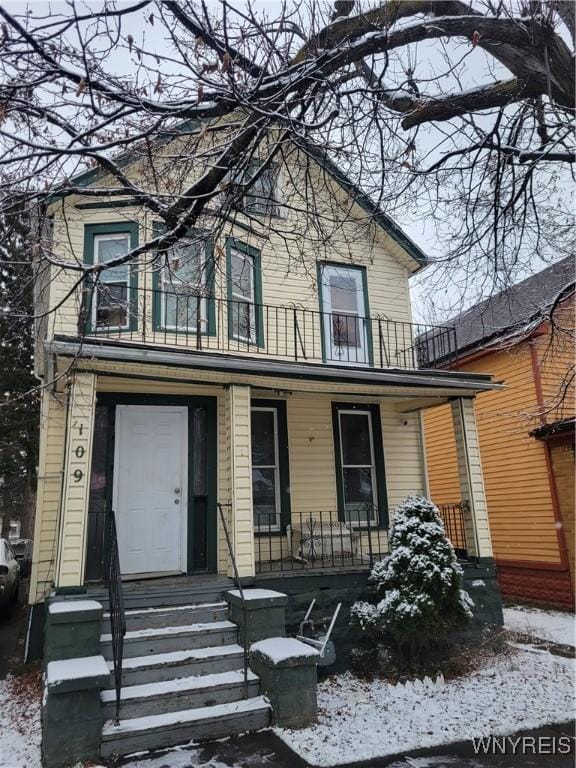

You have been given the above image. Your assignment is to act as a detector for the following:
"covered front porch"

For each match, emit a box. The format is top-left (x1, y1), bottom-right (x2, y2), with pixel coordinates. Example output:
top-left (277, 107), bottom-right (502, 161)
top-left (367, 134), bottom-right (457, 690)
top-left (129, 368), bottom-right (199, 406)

top-left (31, 346), bottom-right (497, 606)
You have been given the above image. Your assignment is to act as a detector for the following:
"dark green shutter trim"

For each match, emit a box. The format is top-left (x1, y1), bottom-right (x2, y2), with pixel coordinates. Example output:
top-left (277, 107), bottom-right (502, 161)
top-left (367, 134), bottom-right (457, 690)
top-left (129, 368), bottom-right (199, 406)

top-left (225, 237), bottom-right (264, 348)
top-left (317, 261), bottom-right (373, 367)
top-left (251, 398), bottom-right (291, 534)
top-left (82, 221), bottom-right (139, 334)
top-left (331, 401), bottom-right (389, 528)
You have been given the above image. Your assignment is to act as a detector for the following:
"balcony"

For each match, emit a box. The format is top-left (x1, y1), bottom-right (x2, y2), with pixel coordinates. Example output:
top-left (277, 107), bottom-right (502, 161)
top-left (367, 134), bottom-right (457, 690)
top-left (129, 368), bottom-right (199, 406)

top-left (77, 285), bottom-right (457, 372)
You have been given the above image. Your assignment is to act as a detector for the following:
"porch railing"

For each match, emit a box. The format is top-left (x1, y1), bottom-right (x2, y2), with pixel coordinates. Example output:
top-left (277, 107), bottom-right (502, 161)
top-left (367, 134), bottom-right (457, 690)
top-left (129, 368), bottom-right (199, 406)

top-left (437, 501), bottom-right (470, 560)
top-left (103, 508), bottom-right (126, 723)
top-left (78, 285), bottom-right (457, 372)
top-left (216, 502), bottom-right (249, 698)
top-left (255, 508), bottom-right (389, 574)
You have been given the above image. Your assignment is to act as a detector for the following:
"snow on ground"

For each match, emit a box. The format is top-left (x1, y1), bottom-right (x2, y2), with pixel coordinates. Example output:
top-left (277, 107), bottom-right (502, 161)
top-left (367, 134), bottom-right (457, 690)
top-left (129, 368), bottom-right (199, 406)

top-left (277, 646), bottom-right (575, 767)
top-left (504, 605), bottom-right (575, 647)
top-left (0, 671), bottom-right (42, 768)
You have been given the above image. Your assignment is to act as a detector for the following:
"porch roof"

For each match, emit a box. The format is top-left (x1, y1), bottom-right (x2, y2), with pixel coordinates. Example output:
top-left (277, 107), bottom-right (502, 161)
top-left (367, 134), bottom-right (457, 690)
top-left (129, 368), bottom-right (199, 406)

top-left (49, 336), bottom-right (499, 394)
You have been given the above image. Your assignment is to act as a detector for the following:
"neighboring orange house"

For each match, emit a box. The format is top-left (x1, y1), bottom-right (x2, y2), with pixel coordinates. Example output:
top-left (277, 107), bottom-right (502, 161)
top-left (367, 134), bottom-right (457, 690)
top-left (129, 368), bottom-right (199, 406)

top-left (423, 258), bottom-right (574, 609)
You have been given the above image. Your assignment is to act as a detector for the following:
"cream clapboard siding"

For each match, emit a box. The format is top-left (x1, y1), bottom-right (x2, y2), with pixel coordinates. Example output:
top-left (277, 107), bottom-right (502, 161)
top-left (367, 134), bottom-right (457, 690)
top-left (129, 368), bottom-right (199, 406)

top-left (55, 373), bottom-right (97, 587)
top-left (30, 391), bottom-right (67, 603)
top-left (44, 145), bottom-right (416, 366)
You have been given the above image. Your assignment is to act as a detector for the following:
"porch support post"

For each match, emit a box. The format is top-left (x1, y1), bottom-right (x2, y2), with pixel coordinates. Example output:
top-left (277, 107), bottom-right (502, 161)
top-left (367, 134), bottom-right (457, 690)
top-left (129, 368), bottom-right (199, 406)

top-left (450, 397), bottom-right (493, 560)
top-left (225, 384), bottom-right (255, 579)
top-left (55, 372), bottom-right (97, 589)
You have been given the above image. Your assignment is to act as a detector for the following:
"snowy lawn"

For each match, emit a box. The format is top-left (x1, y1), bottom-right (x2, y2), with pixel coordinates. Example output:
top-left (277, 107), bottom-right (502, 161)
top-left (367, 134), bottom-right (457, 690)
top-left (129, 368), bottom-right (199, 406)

top-left (277, 646), bottom-right (575, 767)
top-left (0, 669), bottom-right (42, 768)
top-left (504, 605), bottom-right (575, 647)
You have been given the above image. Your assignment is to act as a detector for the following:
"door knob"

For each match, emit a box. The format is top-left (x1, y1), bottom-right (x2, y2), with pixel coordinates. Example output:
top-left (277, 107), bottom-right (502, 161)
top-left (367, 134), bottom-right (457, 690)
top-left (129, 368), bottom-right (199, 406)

top-left (174, 488), bottom-right (181, 494)
top-left (174, 499), bottom-right (180, 505)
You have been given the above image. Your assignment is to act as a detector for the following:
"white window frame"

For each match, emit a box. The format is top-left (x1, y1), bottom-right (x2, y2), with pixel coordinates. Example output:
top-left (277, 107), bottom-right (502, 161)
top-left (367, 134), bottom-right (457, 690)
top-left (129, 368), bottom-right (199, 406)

top-left (251, 406), bottom-right (281, 532)
top-left (338, 409), bottom-right (378, 525)
top-left (320, 264), bottom-right (369, 366)
top-left (92, 232), bottom-right (131, 330)
top-left (230, 247), bottom-right (257, 344)
top-left (159, 239), bottom-right (209, 333)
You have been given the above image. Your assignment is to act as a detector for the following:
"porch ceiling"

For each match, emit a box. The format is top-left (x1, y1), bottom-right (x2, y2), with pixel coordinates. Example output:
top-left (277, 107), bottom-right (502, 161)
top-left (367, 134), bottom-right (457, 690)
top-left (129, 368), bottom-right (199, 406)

top-left (48, 336), bottom-right (500, 398)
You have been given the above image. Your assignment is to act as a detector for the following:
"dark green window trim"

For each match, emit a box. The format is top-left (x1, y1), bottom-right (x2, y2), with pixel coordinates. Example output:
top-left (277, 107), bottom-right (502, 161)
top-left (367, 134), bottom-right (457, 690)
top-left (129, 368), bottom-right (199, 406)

top-left (226, 237), bottom-right (264, 348)
top-left (251, 398), bottom-right (291, 535)
top-left (331, 402), bottom-right (388, 529)
top-left (316, 261), bottom-right (373, 367)
top-left (82, 221), bottom-right (139, 334)
top-left (151, 223), bottom-right (216, 336)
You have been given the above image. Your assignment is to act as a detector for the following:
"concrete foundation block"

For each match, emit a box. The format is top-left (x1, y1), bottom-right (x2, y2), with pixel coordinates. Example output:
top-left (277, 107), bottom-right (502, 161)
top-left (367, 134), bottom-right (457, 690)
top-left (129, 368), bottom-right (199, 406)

top-left (250, 637), bottom-right (319, 728)
top-left (44, 599), bottom-right (103, 664)
top-left (42, 655), bottom-right (110, 768)
top-left (226, 588), bottom-right (287, 645)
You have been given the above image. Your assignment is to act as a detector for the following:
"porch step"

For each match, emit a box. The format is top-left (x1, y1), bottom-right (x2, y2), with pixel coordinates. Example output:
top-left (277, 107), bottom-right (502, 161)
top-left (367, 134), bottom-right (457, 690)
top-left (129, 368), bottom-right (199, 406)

top-left (100, 621), bottom-right (237, 660)
top-left (91, 586), bottom-right (228, 612)
top-left (100, 669), bottom-right (260, 720)
top-left (104, 601), bottom-right (228, 632)
top-left (101, 696), bottom-right (271, 758)
top-left (112, 644), bottom-right (246, 686)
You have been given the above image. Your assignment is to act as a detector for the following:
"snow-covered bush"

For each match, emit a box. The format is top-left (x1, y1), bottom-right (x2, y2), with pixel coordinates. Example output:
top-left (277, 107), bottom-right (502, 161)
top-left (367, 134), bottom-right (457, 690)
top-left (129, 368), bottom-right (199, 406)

top-left (351, 495), bottom-right (473, 660)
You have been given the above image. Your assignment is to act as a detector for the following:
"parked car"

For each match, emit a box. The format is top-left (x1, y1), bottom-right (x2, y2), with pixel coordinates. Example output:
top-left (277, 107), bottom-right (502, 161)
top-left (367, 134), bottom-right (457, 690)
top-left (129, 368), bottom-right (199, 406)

top-left (11, 538), bottom-right (33, 578)
top-left (0, 539), bottom-right (20, 614)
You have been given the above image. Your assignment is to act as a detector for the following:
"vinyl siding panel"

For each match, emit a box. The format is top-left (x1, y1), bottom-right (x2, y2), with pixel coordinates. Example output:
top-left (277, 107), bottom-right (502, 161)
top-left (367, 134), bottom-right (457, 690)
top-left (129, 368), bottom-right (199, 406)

top-left (424, 344), bottom-right (562, 564)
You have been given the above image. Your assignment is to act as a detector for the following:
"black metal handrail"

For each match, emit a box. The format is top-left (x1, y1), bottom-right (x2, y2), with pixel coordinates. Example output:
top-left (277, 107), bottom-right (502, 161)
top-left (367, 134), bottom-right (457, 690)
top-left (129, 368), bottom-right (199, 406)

top-left (217, 502), bottom-right (249, 699)
top-left (78, 284), bottom-right (457, 372)
top-left (103, 508), bottom-right (126, 723)
top-left (255, 507), bottom-right (389, 574)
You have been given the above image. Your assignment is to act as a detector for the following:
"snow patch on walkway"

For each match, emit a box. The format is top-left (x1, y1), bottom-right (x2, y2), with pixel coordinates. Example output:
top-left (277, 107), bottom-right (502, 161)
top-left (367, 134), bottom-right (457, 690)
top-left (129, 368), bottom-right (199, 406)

top-left (504, 606), bottom-right (575, 647)
top-left (277, 648), bottom-right (575, 767)
top-left (0, 672), bottom-right (42, 768)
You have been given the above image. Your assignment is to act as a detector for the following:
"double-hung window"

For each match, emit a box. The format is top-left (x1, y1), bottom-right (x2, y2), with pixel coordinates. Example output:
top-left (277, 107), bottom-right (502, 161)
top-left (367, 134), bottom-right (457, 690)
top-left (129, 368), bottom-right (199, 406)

top-left (318, 263), bottom-right (371, 365)
top-left (332, 404), bottom-right (387, 527)
top-left (84, 223), bottom-right (138, 332)
top-left (251, 400), bottom-right (290, 532)
top-left (244, 162), bottom-right (281, 217)
top-left (157, 234), bottom-right (213, 333)
top-left (227, 239), bottom-right (263, 346)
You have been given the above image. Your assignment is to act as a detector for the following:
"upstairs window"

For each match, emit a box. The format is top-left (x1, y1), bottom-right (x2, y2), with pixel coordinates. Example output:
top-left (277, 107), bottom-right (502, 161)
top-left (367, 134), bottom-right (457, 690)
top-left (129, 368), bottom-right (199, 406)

top-left (94, 234), bottom-right (130, 329)
top-left (83, 222), bottom-right (139, 332)
top-left (155, 233), bottom-right (214, 334)
top-left (226, 239), bottom-right (263, 346)
top-left (318, 263), bottom-right (371, 366)
top-left (227, 161), bottom-right (282, 217)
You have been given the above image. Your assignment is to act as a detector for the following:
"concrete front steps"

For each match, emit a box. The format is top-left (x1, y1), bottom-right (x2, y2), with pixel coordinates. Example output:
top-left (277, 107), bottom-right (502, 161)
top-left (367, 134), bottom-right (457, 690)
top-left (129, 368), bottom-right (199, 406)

top-left (99, 585), bottom-right (271, 759)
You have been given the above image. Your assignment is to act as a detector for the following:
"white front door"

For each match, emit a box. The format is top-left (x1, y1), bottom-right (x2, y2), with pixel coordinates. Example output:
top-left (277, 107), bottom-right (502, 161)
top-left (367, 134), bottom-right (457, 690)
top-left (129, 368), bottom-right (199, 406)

top-left (113, 405), bottom-right (188, 576)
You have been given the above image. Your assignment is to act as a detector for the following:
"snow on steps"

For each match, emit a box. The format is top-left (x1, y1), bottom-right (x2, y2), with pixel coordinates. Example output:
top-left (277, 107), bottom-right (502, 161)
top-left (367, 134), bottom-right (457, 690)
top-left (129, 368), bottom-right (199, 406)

top-left (91, 581), bottom-right (228, 611)
top-left (101, 696), bottom-right (271, 757)
top-left (110, 644), bottom-right (246, 686)
top-left (100, 669), bottom-right (260, 719)
top-left (100, 620), bottom-right (238, 659)
top-left (109, 601), bottom-right (228, 631)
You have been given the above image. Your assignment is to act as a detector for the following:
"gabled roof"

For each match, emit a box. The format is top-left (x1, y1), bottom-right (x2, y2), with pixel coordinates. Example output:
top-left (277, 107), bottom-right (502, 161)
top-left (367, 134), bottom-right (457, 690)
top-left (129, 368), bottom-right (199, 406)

top-left (49, 122), bottom-right (428, 269)
top-left (419, 257), bottom-right (575, 365)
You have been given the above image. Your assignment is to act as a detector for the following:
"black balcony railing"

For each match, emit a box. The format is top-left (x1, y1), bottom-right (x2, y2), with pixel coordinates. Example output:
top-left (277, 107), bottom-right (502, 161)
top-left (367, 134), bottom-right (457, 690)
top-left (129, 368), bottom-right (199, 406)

top-left (437, 501), bottom-right (470, 560)
top-left (78, 284), bottom-right (457, 372)
top-left (255, 508), bottom-right (389, 574)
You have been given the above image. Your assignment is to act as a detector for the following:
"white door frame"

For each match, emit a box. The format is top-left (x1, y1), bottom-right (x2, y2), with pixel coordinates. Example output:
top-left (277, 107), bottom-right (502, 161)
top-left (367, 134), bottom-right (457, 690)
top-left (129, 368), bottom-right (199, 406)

top-left (113, 404), bottom-right (188, 576)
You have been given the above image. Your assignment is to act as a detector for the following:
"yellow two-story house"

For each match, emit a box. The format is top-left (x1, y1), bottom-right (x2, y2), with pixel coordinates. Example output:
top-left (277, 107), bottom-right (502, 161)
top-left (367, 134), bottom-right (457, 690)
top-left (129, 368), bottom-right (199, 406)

top-left (29, 129), bottom-right (502, 759)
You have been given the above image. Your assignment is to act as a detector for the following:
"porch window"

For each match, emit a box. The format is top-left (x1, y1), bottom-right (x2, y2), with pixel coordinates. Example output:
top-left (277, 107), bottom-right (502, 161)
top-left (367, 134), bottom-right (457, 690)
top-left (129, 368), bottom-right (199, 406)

top-left (251, 400), bottom-right (290, 532)
top-left (227, 239), bottom-right (263, 346)
top-left (157, 235), bottom-right (213, 332)
top-left (332, 403), bottom-right (388, 527)
top-left (318, 264), bottom-right (371, 365)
